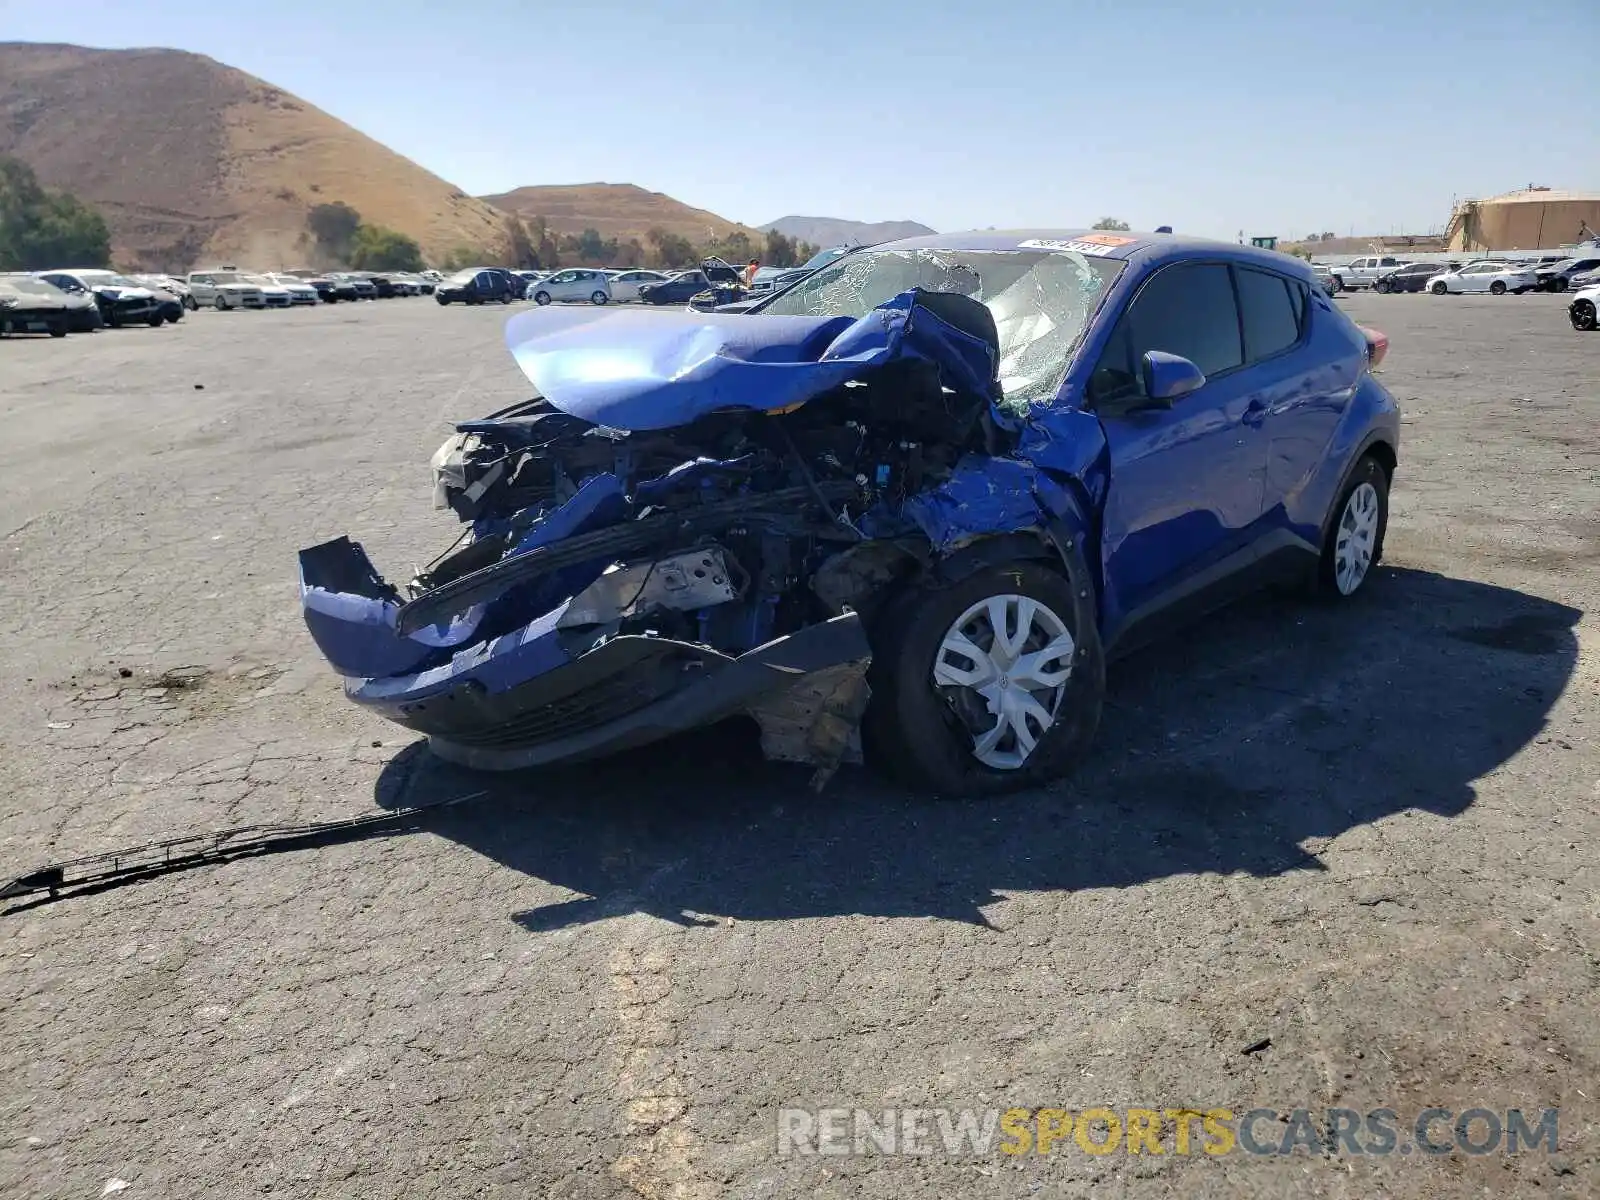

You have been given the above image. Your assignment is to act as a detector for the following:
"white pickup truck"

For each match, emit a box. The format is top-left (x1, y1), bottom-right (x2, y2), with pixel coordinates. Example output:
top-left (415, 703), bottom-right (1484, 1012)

top-left (1328, 255), bottom-right (1412, 293)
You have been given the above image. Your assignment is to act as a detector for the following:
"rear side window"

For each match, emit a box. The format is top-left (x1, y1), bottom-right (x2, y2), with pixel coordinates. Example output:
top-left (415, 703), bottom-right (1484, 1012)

top-left (1235, 268), bottom-right (1304, 362)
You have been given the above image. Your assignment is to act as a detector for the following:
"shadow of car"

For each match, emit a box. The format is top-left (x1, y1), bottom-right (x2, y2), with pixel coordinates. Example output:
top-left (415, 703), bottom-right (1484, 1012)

top-left (371, 568), bottom-right (1577, 930)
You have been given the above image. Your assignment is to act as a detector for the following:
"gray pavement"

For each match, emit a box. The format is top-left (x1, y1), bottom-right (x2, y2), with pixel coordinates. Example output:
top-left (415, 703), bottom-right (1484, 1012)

top-left (0, 292), bottom-right (1595, 1198)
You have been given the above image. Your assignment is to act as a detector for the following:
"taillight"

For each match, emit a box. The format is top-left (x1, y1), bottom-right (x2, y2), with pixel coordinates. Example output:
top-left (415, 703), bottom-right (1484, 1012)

top-left (1358, 325), bottom-right (1388, 369)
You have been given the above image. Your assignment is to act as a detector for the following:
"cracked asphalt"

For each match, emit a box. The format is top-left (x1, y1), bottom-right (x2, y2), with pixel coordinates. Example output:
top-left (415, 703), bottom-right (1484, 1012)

top-left (1, 292), bottom-right (1595, 1198)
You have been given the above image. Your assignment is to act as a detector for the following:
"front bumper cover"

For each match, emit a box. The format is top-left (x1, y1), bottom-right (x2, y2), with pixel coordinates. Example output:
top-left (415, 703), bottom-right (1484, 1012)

top-left (371, 612), bottom-right (870, 772)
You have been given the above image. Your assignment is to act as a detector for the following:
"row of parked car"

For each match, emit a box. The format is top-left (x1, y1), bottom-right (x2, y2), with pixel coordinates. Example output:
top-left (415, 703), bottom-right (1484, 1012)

top-left (1314, 252), bottom-right (1600, 296)
top-left (0, 265), bottom-right (454, 338)
top-left (435, 256), bottom-right (805, 312)
top-left (181, 268), bottom-right (441, 309)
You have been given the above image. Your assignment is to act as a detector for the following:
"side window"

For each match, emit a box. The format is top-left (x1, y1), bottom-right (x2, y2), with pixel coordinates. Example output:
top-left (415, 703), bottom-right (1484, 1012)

top-left (1129, 262), bottom-right (1242, 377)
top-left (1088, 263), bottom-right (1242, 405)
top-left (1379, 257), bottom-right (1398, 267)
top-left (1235, 268), bottom-right (1303, 362)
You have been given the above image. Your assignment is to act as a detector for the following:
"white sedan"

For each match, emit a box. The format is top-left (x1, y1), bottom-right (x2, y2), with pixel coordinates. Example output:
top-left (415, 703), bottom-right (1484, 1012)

top-left (1569, 284), bottom-right (1599, 331)
top-left (605, 269), bottom-right (671, 303)
top-left (1427, 261), bottom-right (1538, 295)
top-left (262, 273), bottom-right (321, 305)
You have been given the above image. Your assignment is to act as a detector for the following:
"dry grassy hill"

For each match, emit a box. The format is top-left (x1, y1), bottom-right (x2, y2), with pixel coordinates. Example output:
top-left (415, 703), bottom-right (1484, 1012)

top-left (481, 183), bottom-right (757, 245)
top-left (0, 42), bottom-right (510, 270)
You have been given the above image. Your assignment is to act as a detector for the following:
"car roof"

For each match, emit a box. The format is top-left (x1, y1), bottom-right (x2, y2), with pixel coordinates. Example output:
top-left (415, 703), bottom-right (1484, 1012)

top-left (872, 229), bottom-right (1318, 280)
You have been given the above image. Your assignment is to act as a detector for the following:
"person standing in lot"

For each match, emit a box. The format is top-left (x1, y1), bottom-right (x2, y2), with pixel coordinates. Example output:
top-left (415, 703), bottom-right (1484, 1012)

top-left (744, 258), bottom-right (761, 286)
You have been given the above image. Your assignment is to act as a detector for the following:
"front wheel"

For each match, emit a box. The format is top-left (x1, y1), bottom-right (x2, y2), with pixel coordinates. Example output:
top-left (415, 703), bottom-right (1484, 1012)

top-left (864, 560), bottom-right (1104, 796)
top-left (500, 293), bottom-right (512, 305)
top-left (49, 323), bottom-right (67, 338)
top-left (1430, 281), bottom-right (1448, 295)
top-left (1570, 298), bottom-right (1598, 331)
top-left (590, 291), bottom-right (609, 305)
top-left (183, 295), bottom-right (198, 311)
top-left (146, 314), bottom-right (164, 327)
top-left (214, 296), bottom-right (229, 311)
top-left (1329, 276), bottom-right (1345, 294)
top-left (1374, 278), bottom-right (1391, 294)
top-left (1490, 280), bottom-right (1507, 295)
top-left (534, 291), bottom-right (552, 306)
top-left (1320, 456), bottom-right (1390, 598)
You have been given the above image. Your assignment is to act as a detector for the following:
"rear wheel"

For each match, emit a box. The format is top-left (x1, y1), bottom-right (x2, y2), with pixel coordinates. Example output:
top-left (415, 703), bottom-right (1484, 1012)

top-left (1490, 280), bottom-right (1507, 295)
top-left (1319, 455), bottom-right (1389, 598)
top-left (865, 560), bottom-right (1104, 796)
top-left (1570, 298), bottom-right (1598, 331)
top-left (1430, 281), bottom-right (1448, 295)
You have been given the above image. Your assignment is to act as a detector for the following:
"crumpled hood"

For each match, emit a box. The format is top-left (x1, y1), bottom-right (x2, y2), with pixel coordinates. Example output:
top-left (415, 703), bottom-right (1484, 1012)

top-left (503, 289), bottom-right (999, 431)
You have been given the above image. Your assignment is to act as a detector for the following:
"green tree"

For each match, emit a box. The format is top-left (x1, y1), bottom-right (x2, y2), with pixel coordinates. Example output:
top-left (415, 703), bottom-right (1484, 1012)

top-left (645, 227), bottom-right (697, 269)
top-left (1091, 217), bottom-right (1131, 231)
top-left (436, 245), bottom-right (487, 271)
top-left (576, 227), bottom-right (605, 263)
top-left (307, 201), bottom-right (362, 260)
top-left (763, 228), bottom-right (801, 268)
top-left (0, 156), bottom-right (112, 270)
top-left (505, 217), bottom-right (540, 269)
top-left (348, 224), bottom-right (424, 272)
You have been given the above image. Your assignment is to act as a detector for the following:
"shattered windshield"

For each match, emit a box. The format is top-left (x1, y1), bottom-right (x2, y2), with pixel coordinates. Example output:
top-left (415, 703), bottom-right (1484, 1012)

top-left (759, 247), bottom-right (1124, 408)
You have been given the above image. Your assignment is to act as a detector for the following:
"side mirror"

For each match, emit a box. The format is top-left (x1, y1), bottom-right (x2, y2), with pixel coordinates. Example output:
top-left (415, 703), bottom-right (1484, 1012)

top-left (1142, 351), bottom-right (1206, 403)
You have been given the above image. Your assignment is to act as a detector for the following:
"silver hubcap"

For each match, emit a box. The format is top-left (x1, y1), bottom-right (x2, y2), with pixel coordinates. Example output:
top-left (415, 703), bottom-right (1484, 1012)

top-left (932, 595), bottom-right (1075, 770)
top-left (1335, 482), bottom-right (1380, 595)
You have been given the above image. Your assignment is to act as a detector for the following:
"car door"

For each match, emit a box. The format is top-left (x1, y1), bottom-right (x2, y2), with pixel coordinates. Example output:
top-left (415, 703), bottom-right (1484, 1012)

top-left (1234, 267), bottom-right (1351, 537)
top-left (1460, 264), bottom-right (1490, 293)
top-left (1088, 261), bottom-right (1270, 634)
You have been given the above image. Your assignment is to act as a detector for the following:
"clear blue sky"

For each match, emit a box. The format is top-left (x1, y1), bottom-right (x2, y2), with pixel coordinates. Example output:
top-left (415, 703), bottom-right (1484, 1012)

top-left (4, 0), bottom-right (1594, 239)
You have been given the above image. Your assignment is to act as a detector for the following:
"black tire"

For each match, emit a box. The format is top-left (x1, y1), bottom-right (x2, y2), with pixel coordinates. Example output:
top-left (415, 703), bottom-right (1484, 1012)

top-left (49, 323), bottom-right (67, 338)
top-left (590, 290), bottom-right (609, 305)
top-left (1430, 281), bottom-right (1448, 295)
top-left (864, 559), bottom-right (1104, 796)
top-left (436, 296), bottom-right (448, 306)
top-left (534, 291), bottom-right (552, 306)
top-left (183, 294), bottom-right (198, 311)
top-left (1490, 280), bottom-right (1507, 295)
top-left (106, 311), bottom-right (123, 328)
top-left (1553, 279), bottom-right (1568, 293)
top-left (1318, 455), bottom-right (1390, 599)
top-left (146, 314), bottom-right (164, 327)
top-left (500, 293), bottom-right (512, 305)
top-left (214, 296), bottom-right (229, 311)
top-left (1329, 275), bottom-right (1345, 294)
top-left (1374, 278), bottom-right (1391, 294)
top-left (1570, 299), bottom-right (1597, 332)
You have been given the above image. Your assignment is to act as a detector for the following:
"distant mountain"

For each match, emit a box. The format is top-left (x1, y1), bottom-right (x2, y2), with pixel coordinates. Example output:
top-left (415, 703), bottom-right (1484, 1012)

top-left (760, 216), bottom-right (936, 248)
top-left (0, 42), bottom-right (510, 269)
top-left (481, 183), bottom-right (758, 245)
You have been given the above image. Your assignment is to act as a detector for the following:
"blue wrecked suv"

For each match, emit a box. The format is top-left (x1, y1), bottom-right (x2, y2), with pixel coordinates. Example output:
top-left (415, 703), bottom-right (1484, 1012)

top-left (299, 230), bottom-right (1399, 795)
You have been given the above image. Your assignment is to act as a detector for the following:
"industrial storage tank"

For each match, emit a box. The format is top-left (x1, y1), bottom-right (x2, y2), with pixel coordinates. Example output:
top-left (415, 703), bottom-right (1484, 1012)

top-left (1444, 188), bottom-right (1600, 252)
